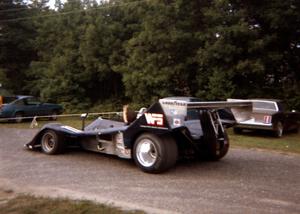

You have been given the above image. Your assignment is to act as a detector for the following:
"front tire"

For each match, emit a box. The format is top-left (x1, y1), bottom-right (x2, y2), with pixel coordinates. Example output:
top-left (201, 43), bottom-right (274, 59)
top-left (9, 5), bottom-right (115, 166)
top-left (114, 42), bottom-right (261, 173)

top-left (50, 110), bottom-right (58, 121)
top-left (14, 112), bottom-right (23, 123)
top-left (41, 130), bottom-right (65, 154)
top-left (133, 133), bottom-right (178, 173)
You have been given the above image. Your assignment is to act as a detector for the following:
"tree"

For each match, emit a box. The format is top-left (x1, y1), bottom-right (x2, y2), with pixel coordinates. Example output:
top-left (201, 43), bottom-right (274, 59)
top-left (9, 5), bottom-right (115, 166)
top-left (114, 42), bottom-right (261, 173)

top-left (0, 0), bottom-right (36, 93)
top-left (1, 0), bottom-right (299, 110)
top-left (27, 0), bottom-right (88, 108)
top-left (121, 0), bottom-right (207, 104)
top-left (195, 0), bottom-right (265, 100)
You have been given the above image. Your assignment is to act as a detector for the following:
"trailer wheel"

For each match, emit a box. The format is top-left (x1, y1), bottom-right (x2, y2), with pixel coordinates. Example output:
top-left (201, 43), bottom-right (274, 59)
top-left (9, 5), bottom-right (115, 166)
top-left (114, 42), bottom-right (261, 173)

top-left (133, 133), bottom-right (178, 173)
top-left (41, 130), bottom-right (65, 155)
top-left (273, 121), bottom-right (283, 138)
top-left (293, 125), bottom-right (299, 133)
top-left (200, 110), bottom-right (230, 161)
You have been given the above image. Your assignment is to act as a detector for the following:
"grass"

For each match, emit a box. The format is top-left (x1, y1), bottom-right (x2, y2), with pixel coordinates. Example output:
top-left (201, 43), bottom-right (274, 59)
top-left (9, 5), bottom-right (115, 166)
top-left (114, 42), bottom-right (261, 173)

top-left (0, 117), bottom-right (299, 154)
top-left (228, 128), bottom-right (300, 154)
top-left (0, 194), bottom-right (144, 214)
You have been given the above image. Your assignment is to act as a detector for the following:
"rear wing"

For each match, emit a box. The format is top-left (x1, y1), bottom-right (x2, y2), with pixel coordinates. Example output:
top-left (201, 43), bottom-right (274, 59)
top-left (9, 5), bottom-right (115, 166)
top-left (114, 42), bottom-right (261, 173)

top-left (159, 98), bottom-right (252, 129)
top-left (226, 99), bottom-right (253, 123)
top-left (160, 98), bottom-right (251, 109)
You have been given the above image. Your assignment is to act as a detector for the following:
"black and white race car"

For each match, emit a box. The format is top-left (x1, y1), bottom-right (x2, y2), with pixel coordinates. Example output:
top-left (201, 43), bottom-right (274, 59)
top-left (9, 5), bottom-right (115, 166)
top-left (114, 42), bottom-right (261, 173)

top-left (25, 97), bottom-right (251, 173)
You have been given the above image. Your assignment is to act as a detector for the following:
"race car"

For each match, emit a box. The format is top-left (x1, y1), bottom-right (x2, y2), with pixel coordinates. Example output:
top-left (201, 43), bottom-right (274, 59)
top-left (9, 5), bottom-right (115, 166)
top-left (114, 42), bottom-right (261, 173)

top-left (25, 97), bottom-right (251, 173)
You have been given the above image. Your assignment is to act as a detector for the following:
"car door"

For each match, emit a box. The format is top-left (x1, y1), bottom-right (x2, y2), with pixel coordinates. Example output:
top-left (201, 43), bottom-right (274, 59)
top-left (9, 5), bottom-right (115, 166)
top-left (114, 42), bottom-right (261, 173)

top-left (24, 97), bottom-right (44, 116)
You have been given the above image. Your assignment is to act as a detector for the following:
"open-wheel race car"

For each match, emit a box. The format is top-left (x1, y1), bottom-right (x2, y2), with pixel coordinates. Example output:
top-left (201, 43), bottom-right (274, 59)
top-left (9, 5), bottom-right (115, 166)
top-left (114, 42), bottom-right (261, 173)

top-left (25, 97), bottom-right (251, 173)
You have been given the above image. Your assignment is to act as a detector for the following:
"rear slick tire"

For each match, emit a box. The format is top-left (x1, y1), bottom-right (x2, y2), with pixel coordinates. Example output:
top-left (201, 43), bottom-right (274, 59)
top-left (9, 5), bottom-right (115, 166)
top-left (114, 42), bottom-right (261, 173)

top-left (200, 110), bottom-right (230, 161)
top-left (133, 133), bottom-right (178, 173)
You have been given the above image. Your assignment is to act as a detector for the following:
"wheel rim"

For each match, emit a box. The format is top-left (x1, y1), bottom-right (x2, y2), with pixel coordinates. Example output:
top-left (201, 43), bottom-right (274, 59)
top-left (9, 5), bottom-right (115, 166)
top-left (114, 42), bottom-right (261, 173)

top-left (42, 132), bottom-right (56, 152)
top-left (277, 122), bottom-right (283, 137)
top-left (136, 139), bottom-right (157, 167)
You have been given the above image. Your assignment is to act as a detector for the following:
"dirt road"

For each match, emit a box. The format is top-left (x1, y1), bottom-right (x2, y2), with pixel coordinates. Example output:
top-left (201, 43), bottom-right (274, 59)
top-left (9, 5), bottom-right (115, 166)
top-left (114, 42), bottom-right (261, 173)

top-left (0, 128), bottom-right (299, 213)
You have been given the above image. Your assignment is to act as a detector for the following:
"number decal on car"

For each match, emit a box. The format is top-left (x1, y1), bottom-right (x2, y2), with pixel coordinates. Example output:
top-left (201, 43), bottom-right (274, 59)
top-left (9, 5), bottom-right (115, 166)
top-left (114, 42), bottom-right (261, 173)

top-left (263, 115), bottom-right (272, 124)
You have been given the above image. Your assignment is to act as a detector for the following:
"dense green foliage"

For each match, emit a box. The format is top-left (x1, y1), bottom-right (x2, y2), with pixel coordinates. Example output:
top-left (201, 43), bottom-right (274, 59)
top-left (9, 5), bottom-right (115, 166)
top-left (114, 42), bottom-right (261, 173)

top-left (0, 0), bottom-right (299, 110)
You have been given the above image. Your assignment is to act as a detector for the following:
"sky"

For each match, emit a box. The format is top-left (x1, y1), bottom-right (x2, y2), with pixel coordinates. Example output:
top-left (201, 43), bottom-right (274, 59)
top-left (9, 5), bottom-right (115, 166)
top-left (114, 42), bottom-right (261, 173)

top-left (48, 0), bottom-right (66, 8)
top-left (22, 0), bottom-right (107, 9)
top-left (48, 0), bottom-right (104, 9)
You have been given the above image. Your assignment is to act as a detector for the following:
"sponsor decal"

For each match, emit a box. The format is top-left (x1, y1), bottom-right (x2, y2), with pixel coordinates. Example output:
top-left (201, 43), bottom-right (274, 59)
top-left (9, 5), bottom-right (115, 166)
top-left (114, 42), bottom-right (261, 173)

top-left (144, 113), bottom-right (164, 126)
top-left (263, 115), bottom-right (272, 124)
top-left (161, 101), bottom-right (186, 106)
top-left (173, 118), bottom-right (181, 127)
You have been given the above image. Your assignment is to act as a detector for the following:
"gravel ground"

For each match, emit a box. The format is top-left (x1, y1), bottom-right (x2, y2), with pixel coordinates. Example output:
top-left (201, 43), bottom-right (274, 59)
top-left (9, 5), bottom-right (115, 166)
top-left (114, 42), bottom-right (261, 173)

top-left (0, 128), bottom-right (299, 214)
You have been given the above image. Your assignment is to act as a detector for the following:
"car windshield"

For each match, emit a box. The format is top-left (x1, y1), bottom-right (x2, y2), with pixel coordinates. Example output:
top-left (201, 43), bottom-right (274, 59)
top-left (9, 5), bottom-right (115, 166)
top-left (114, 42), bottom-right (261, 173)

top-left (253, 101), bottom-right (277, 111)
top-left (14, 99), bottom-right (25, 106)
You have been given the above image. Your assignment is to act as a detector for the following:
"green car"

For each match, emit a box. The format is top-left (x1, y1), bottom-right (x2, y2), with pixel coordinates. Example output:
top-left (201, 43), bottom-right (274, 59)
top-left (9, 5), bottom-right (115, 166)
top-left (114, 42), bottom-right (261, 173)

top-left (0, 96), bottom-right (63, 123)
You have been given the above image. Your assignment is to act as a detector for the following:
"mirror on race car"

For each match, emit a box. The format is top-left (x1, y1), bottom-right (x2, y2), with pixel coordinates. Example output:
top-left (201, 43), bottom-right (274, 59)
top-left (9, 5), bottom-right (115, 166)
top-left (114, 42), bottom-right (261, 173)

top-left (81, 113), bottom-right (88, 118)
top-left (81, 113), bottom-right (89, 130)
